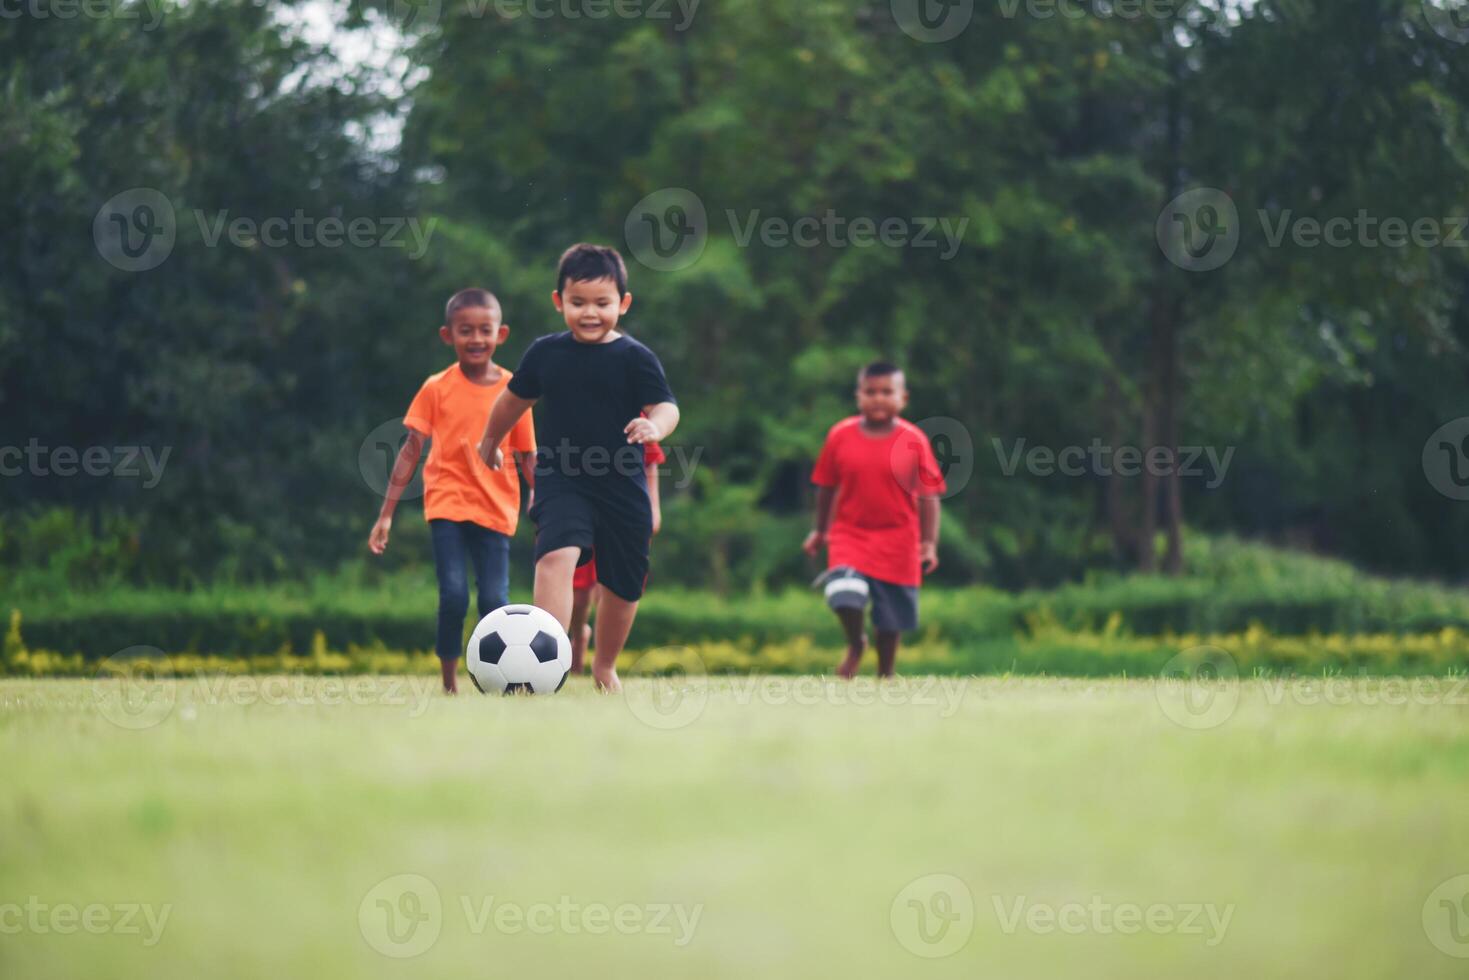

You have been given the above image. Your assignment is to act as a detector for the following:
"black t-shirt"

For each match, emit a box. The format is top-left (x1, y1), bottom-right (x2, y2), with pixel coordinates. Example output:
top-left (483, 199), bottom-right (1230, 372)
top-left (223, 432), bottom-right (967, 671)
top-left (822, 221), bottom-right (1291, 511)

top-left (507, 332), bottom-right (676, 499)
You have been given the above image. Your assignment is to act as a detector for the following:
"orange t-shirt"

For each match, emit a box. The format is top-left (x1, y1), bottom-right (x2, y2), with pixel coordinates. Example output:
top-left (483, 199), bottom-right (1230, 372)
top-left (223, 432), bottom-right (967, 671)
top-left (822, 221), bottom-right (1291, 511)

top-left (404, 365), bottom-right (536, 535)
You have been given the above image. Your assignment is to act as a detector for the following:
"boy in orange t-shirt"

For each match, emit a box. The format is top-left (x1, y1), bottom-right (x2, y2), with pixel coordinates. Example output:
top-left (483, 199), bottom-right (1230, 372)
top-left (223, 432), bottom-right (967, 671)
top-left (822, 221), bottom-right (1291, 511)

top-left (802, 362), bottom-right (945, 679)
top-left (369, 288), bottom-right (537, 693)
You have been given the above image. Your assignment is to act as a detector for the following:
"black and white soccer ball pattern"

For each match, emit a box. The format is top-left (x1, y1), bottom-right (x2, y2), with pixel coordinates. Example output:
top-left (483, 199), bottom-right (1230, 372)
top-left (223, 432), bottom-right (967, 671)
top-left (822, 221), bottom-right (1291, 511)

top-left (466, 604), bottom-right (573, 695)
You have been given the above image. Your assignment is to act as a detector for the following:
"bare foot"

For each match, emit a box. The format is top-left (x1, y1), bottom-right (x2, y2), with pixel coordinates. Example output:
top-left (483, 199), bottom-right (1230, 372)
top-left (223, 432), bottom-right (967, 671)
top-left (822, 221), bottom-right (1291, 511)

top-left (441, 658), bottom-right (459, 695)
top-left (592, 666), bottom-right (622, 693)
top-left (836, 634), bottom-right (867, 679)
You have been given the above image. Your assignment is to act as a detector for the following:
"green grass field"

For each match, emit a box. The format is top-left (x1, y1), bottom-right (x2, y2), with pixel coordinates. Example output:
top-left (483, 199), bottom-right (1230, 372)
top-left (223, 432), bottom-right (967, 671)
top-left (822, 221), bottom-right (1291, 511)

top-left (4, 674), bottom-right (1469, 978)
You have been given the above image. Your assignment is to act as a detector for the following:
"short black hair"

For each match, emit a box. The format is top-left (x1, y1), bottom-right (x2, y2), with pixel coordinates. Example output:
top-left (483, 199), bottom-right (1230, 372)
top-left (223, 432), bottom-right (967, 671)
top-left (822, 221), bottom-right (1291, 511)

top-left (858, 361), bottom-right (904, 384)
top-left (556, 243), bottom-right (628, 296)
top-left (444, 288), bottom-right (499, 324)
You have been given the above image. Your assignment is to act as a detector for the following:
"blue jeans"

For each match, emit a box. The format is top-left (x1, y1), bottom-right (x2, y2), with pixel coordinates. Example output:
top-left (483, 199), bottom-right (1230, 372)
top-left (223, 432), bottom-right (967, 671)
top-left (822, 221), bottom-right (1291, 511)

top-left (429, 520), bottom-right (510, 661)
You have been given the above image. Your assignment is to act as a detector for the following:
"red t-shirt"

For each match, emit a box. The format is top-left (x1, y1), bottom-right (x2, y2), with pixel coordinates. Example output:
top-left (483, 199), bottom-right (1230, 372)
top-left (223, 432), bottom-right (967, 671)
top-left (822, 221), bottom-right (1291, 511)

top-left (810, 417), bottom-right (947, 586)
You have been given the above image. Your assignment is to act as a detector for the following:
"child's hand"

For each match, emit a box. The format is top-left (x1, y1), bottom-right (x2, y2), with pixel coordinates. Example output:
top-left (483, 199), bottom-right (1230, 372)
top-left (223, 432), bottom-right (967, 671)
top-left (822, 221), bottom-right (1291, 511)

top-left (652, 506), bottom-right (662, 536)
top-left (478, 438), bottom-right (503, 470)
top-left (624, 417), bottom-right (661, 444)
top-left (369, 516), bottom-right (392, 555)
top-left (920, 542), bottom-right (940, 575)
top-left (802, 530), bottom-right (826, 557)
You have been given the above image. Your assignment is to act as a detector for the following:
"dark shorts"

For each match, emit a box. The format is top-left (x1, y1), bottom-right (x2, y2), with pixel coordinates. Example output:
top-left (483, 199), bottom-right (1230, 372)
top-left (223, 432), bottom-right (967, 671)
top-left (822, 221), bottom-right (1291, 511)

top-left (530, 488), bottom-right (651, 602)
top-left (826, 572), bottom-right (919, 633)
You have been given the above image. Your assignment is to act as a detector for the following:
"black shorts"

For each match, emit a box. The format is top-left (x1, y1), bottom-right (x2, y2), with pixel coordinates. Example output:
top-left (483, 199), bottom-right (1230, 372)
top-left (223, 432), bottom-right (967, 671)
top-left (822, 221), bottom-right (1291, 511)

top-left (530, 487), bottom-right (652, 602)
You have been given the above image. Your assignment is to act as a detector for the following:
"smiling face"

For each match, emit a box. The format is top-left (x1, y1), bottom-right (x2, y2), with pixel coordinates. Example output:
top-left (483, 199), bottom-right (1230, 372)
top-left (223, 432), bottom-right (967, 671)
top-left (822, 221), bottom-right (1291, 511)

top-left (552, 277), bottom-right (633, 344)
top-left (440, 303), bottom-right (507, 368)
top-left (856, 370), bottom-right (908, 426)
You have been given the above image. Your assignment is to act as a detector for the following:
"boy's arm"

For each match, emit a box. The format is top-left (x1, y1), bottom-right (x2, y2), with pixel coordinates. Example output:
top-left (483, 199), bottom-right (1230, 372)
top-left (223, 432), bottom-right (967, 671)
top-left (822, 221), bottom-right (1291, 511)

top-left (919, 495), bottom-right (941, 574)
top-left (515, 451), bottom-right (537, 511)
top-left (369, 430), bottom-right (427, 554)
top-left (478, 389), bottom-right (536, 470)
top-left (625, 401), bottom-right (679, 444)
top-left (646, 457), bottom-right (662, 535)
top-left (802, 485), bottom-right (838, 557)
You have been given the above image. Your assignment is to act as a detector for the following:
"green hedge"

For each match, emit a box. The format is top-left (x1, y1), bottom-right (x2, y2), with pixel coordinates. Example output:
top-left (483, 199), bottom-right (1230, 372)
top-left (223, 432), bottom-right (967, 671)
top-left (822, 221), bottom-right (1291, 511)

top-left (13, 567), bottom-right (1469, 659)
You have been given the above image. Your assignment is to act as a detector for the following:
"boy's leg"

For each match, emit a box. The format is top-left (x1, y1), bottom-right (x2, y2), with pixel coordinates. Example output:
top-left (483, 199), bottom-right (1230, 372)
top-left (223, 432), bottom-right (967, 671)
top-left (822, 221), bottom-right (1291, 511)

top-left (591, 592), bottom-right (637, 693)
top-left (875, 630), bottom-right (901, 678)
top-left (428, 520), bottom-right (470, 694)
top-left (834, 607), bottom-right (867, 679)
top-left (465, 525), bottom-right (511, 619)
top-left (587, 493), bottom-right (654, 694)
top-left (533, 546), bottom-right (581, 632)
top-left (569, 586), bottom-right (594, 673)
top-left (869, 579), bottom-right (918, 679)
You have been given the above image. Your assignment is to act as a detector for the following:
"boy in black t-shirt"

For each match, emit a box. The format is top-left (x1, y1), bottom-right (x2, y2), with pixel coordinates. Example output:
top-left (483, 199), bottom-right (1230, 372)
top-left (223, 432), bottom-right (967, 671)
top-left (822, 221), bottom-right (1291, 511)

top-left (478, 244), bottom-right (679, 692)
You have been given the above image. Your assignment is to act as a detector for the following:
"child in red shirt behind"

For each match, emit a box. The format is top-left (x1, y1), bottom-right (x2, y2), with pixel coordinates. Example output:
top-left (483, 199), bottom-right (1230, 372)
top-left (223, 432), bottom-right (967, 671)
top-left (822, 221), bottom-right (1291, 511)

top-left (802, 362), bottom-right (946, 678)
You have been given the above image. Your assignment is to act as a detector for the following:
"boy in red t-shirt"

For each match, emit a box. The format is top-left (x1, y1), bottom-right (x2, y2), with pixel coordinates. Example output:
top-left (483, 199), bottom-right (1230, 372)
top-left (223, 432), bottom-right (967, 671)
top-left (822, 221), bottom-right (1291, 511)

top-left (568, 439), bottom-right (664, 673)
top-left (802, 362), bottom-right (946, 678)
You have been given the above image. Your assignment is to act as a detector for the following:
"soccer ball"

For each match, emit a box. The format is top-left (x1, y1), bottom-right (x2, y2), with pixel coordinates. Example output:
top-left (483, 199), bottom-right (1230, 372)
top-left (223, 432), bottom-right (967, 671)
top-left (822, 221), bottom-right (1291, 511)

top-left (465, 604), bottom-right (572, 695)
